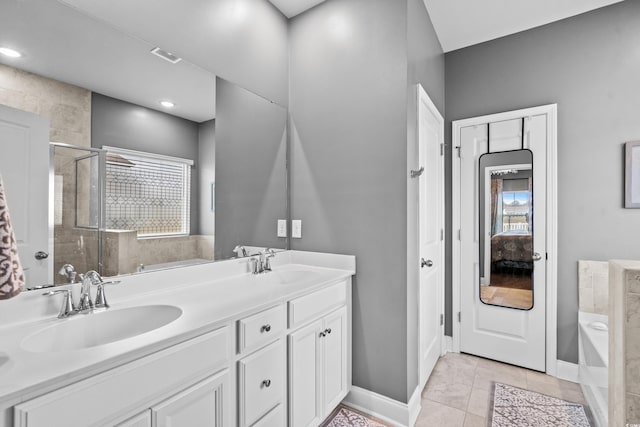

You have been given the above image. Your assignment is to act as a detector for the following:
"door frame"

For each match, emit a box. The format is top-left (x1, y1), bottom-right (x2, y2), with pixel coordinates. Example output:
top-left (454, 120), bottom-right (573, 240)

top-left (415, 84), bottom-right (445, 390)
top-left (452, 104), bottom-right (558, 376)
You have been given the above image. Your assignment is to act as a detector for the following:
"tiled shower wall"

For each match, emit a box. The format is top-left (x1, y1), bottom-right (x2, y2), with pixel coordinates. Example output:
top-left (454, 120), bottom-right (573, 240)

top-left (0, 64), bottom-right (93, 285)
top-left (578, 260), bottom-right (609, 315)
top-left (609, 260), bottom-right (640, 426)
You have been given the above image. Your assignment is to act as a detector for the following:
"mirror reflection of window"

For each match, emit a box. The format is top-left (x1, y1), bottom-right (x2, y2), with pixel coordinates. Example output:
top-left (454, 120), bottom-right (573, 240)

top-left (479, 150), bottom-right (534, 310)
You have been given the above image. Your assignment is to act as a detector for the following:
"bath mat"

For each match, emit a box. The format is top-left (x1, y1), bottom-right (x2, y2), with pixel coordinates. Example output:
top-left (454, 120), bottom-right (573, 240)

top-left (320, 405), bottom-right (393, 427)
top-left (489, 383), bottom-right (592, 427)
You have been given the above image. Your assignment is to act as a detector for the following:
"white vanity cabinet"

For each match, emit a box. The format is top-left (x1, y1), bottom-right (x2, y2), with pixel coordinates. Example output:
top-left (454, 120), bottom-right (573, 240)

top-left (236, 304), bottom-right (286, 427)
top-left (288, 280), bottom-right (350, 427)
top-left (13, 327), bottom-right (231, 427)
top-left (116, 371), bottom-right (228, 427)
top-left (5, 259), bottom-right (354, 427)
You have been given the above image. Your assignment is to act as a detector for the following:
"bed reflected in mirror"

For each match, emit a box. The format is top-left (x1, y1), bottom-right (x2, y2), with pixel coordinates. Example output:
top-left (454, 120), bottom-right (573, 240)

top-left (479, 149), bottom-right (534, 310)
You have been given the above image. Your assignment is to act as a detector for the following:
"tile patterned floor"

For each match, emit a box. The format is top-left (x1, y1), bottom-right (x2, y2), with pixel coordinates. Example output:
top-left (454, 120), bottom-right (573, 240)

top-left (415, 352), bottom-right (588, 427)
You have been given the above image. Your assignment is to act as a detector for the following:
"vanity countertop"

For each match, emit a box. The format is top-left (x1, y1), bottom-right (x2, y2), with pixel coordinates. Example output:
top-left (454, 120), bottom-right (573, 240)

top-left (0, 250), bottom-right (355, 407)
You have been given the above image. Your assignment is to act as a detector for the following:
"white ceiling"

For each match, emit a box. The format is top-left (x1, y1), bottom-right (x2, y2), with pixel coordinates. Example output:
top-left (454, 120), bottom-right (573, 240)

top-left (266, 0), bottom-right (625, 51)
top-left (268, 0), bottom-right (327, 18)
top-left (422, 0), bottom-right (626, 52)
top-left (0, 0), bottom-right (216, 123)
top-left (0, 0), bottom-right (627, 123)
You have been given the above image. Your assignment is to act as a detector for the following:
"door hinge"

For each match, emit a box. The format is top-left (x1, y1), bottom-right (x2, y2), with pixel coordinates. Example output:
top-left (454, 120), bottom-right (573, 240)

top-left (440, 314), bottom-right (444, 326)
top-left (440, 228), bottom-right (444, 241)
top-left (440, 143), bottom-right (444, 156)
top-left (456, 146), bottom-right (461, 158)
top-left (457, 229), bottom-right (461, 240)
top-left (458, 312), bottom-right (461, 322)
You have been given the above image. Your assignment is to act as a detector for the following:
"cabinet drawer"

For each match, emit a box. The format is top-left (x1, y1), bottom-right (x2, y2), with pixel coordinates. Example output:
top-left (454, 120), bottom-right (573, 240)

top-left (14, 327), bottom-right (230, 427)
top-left (238, 340), bottom-right (284, 427)
top-left (253, 404), bottom-right (283, 427)
top-left (238, 304), bottom-right (284, 354)
top-left (288, 280), bottom-right (347, 328)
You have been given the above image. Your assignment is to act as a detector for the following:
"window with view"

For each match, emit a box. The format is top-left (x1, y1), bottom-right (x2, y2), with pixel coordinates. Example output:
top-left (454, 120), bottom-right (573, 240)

top-left (104, 147), bottom-right (192, 237)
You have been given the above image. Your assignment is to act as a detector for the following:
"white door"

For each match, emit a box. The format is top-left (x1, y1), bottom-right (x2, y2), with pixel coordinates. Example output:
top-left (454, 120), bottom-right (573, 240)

top-left (417, 85), bottom-right (444, 386)
top-left (458, 112), bottom-right (548, 371)
top-left (0, 105), bottom-right (51, 287)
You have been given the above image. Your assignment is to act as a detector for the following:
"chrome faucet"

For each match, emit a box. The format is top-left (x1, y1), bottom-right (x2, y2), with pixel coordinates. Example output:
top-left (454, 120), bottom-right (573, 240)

top-left (58, 263), bottom-right (77, 284)
top-left (250, 248), bottom-right (276, 274)
top-left (233, 245), bottom-right (248, 258)
top-left (77, 271), bottom-right (97, 313)
top-left (44, 271), bottom-right (119, 318)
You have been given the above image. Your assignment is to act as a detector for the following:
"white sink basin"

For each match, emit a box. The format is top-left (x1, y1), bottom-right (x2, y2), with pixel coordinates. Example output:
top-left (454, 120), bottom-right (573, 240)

top-left (21, 305), bottom-right (182, 353)
top-left (271, 269), bottom-right (320, 284)
top-left (0, 353), bottom-right (9, 374)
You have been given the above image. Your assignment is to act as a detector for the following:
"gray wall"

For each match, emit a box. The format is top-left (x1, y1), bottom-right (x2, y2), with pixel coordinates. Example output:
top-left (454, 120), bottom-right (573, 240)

top-left (406, 0), bottom-right (445, 398)
top-left (214, 77), bottom-right (288, 259)
top-left (198, 119), bottom-right (216, 236)
top-left (445, 1), bottom-right (640, 363)
top-left (290, 0), bottom-right (444, 403)
top-left (91, 93), bottom-right (201, 234)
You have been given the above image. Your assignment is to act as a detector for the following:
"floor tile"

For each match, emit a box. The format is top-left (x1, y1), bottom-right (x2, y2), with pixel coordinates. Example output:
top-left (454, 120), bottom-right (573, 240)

top-left (466, 386), bottom-right (491, 418)
top-left (423, 380), bottom-right (472, 411)
top-left (462, 413), bottom-right (486, 427)
top-left (418, 352), bottom-right (589, 427)
top-left (415, 399), bottom-right (466, 427)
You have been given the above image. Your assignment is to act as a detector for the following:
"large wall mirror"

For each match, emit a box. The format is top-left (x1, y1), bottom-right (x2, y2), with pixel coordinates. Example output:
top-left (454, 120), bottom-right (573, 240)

top-left (478, 149), bottom-right (534, 310)
top-left (0, 0), bottom-right (289, 289)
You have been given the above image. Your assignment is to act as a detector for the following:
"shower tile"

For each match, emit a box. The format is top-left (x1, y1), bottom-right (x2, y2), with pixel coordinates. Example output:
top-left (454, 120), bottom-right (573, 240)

top-left (579, 288), bottom-right (594, 313)
top-left (626, 327), bottom-right (640, 395)
top-left (627, 392), bottom-right (640, 423)
top-left (627, 270), bottom-right (640, 294)
top-left (627, 294), bottom-right (640, 327)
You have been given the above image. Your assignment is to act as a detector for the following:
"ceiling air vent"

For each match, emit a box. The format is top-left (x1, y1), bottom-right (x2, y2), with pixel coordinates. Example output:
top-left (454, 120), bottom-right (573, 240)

top-left (150, 47), bottom-right (182, 64)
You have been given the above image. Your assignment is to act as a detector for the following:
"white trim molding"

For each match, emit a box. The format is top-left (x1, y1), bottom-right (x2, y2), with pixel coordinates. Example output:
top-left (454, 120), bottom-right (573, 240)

top-left (343, 386), bottom-right (422, 427)
top-left (451, 104), bottom-right (558, 376)
top-left (556, 360), bottom-right (579, 383)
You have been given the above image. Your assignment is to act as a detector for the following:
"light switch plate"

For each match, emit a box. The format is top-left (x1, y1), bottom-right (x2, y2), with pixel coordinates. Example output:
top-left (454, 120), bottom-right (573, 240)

top-left (292, 220), bottom-right (302, 239)
top-left (277, 219), bottom-right (287, 237)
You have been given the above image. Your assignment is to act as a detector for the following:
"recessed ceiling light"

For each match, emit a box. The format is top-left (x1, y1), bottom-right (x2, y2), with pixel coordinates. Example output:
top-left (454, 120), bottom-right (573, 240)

top-left (0, 47), bottom-right (22, 58)
top-left (160, 101), bottom-right (175, 108)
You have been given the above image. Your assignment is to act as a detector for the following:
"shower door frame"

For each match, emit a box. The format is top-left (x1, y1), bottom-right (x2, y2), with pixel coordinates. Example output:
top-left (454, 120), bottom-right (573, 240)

top-left (451, 104), bottom-right (558, 376)
top-left (50, 143), bottom-right (107, 276)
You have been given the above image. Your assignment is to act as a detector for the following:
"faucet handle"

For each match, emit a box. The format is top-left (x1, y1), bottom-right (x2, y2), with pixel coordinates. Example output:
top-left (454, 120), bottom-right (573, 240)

top-left (43, 289), bottom-right (76, 318)
top-left (263, 249), bottom-right (276, 272)
top-left (249, 257), bottom-right (260, 275)
top-left (92, 280), bottom-right (120, 310)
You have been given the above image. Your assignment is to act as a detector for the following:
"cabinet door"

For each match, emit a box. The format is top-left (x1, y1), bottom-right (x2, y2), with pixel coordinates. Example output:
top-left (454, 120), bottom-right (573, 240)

top-left (288, 319), bottom-right (323, 427)
top-left (238, 340), bottom-right (284, 426)
top-left (322, 306), bottom-right (349, 416)
top-left (152, 370), bottom-right (229, 427)
top-left (116, 411), bottom-right (151, 427)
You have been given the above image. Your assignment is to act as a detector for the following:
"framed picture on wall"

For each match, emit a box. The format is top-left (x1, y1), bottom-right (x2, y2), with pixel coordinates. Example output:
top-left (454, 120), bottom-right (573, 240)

top-left (625, 141), bottom-right (640, 208)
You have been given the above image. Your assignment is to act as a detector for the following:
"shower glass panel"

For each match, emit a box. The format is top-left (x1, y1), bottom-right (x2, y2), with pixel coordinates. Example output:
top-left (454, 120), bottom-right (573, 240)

top-left (52, 144), bottom-right (104, 284)
top-left (478, 149), bottom-right (533, 310)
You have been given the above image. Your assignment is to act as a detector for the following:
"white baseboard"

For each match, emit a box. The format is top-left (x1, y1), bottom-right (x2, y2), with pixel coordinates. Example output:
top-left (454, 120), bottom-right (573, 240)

top-left (343, 385), bottom-right (421, 427)
top-left (444, 336), bottom-right (453, 353)
top-left (555, 360), bottom-right (579, 383)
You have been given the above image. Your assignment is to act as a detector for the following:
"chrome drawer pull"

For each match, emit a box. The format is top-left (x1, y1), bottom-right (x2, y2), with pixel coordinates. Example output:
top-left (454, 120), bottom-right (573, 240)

top-left (325, 328), bottom-right (332, 335)
top-left (262, 379), bottom-right (271, 388)
top-left (261, 324), bottom-right (272, 333)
